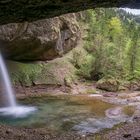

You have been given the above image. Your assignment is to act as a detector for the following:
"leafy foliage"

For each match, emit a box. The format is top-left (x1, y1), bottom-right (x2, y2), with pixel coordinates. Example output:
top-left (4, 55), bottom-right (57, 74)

top-left (79, 8), bottom-right (140, 82)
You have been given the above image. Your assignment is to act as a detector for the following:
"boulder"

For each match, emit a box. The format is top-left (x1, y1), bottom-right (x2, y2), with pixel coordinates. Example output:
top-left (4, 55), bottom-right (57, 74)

top-left (0, 13), bottom-right (80, 61)
top-left (97, 79), bottom-right (119, 92)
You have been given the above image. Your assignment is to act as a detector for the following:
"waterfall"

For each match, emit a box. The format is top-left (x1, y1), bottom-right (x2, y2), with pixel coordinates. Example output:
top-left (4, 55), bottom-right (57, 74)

top-left (0, 52), bottom-right (36, 118)
top-left (0, 53), bottom-right (16, 107)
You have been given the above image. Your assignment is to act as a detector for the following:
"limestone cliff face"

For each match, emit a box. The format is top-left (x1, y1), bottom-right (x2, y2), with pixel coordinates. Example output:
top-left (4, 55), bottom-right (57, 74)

top-left (0, 13), bottom-right (80, 61)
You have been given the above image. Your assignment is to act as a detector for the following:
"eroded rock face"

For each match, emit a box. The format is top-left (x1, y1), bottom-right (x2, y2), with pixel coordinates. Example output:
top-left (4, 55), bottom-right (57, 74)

top-left (0, 13), bottom-right (80, 61)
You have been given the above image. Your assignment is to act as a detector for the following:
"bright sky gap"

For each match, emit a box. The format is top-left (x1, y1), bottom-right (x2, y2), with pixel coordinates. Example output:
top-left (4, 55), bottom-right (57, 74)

top-left (122, 8), bottom-right (140, 15)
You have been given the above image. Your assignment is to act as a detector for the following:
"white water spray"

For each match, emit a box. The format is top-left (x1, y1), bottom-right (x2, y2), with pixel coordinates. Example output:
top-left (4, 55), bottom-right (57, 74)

top-left (0, 52), bottom-right (36, 118)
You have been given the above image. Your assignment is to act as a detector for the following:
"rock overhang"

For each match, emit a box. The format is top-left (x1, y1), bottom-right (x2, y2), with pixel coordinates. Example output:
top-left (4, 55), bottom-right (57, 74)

top-left (0, 0), bottom-right (139, 25)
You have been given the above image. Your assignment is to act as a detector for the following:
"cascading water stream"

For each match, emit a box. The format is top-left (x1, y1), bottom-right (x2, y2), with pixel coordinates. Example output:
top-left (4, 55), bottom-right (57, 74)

top-left (0, 53), bottom-right (16, 107)
top-left (0, 52), bottom-right (37, 118)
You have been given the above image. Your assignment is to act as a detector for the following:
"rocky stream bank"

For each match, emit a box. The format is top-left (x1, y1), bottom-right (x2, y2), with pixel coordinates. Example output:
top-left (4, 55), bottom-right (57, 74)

top-left (1, 80), bottom-right (140, 140)
top-left (1, 87), bottom-right (140, 140)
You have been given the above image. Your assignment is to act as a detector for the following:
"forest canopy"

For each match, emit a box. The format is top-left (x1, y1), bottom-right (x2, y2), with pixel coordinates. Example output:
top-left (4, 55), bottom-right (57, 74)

top-left (78, 8), bottom-right (140, 86)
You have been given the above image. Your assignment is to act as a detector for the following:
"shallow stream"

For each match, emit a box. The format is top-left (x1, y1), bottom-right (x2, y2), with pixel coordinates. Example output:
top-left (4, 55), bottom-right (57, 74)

top-left (0, 95), bottom-right (135, 135)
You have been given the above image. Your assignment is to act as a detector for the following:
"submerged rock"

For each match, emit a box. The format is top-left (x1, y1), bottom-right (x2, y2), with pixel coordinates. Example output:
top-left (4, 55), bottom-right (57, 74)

top-left (105, 107), bottom-right (123, 118)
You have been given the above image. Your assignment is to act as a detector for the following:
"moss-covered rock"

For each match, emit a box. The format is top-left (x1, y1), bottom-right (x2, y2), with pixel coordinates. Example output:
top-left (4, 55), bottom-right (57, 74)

top-left (7, 53), bottom-right (77, 86)
top-left (7, 61), bottom-right (43, 86)
top-left (35, 58), bottom-right (77, 85)
top-left (69, 46), bottom-right (94, 79)
top-left (97, 79), bottom-right (119, 92)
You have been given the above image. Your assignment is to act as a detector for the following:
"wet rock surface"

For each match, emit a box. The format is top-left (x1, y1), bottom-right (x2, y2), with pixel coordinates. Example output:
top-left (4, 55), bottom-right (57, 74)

top-left (102, 118), bottom-right (140, 140)
top-left (0, 125), bottom-right (88, 140)
top-left (105, 107), bottom-right (123, 118)
top-left (1, 119), bottom-right (140, 140)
